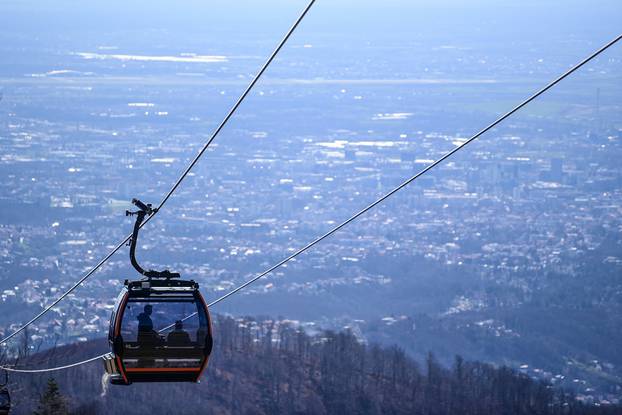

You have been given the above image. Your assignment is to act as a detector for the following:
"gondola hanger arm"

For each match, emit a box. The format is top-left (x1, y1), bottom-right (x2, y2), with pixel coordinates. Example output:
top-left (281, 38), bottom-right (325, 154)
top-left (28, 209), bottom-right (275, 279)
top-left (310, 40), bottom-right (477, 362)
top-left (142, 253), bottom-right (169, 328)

top-left (126, 198), bottom-right (180, 279)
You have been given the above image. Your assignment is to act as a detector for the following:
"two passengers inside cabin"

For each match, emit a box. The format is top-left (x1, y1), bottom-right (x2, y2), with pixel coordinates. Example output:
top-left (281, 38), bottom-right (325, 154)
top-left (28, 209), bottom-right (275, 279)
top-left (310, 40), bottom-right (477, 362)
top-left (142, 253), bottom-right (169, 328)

top-left (120, 299), bottom-right (209, 369)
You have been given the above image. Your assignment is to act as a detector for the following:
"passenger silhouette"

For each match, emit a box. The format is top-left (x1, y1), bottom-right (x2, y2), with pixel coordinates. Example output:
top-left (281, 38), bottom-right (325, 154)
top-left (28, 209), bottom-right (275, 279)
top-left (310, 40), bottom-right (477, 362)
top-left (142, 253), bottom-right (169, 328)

top-left (167, 320), bottom-right (191, 346)
top-left (137, 304), bottom-right (160, 347)
top-left (137, 304), bottom-right (154, 333)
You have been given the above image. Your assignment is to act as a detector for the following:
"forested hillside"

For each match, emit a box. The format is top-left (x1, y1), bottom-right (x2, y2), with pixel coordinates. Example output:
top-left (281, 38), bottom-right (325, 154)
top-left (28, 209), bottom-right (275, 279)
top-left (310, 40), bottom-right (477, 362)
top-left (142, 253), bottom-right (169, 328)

top-left (7, 315), bottom-right (621, 414)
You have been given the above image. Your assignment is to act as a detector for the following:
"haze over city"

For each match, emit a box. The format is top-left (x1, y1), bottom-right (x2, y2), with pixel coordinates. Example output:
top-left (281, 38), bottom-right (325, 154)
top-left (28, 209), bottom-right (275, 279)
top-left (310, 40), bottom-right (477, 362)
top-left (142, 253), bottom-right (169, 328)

top-left (0, 0), bottom-right (621, 412)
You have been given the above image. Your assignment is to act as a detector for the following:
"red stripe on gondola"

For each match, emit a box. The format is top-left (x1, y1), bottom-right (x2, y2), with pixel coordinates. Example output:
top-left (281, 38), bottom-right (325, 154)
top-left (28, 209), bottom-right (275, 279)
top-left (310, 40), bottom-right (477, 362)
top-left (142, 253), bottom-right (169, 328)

top-left (114, 291), bottom-right (129, 384)
top-left (195, 292), bottom-right (212, 382)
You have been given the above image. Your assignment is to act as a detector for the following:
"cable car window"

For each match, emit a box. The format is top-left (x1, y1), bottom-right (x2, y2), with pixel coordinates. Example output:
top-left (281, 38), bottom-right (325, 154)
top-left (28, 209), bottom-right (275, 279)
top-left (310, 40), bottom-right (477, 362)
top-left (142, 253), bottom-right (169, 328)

top-left (119, 299), bottom-right (207, 369)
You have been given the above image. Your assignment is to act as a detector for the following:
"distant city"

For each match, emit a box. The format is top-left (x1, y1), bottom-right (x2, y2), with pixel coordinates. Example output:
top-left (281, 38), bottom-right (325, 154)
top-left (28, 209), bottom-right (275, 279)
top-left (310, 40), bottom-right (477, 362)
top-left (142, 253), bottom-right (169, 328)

top-left (0, 0), bottom-right (621, 406)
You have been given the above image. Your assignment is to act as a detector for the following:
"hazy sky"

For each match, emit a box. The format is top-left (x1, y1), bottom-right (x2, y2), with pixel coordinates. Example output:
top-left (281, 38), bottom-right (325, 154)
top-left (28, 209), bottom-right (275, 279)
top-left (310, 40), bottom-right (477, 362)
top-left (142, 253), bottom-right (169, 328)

top-left (0, 0), bottom-right (620, 85)
top-left (1, 0), bottom-right (620, 41)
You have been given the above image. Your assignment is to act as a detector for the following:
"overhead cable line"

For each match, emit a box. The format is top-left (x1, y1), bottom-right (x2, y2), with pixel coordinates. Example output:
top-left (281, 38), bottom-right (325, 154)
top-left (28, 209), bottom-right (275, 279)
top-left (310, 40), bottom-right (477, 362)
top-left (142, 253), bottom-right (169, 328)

top-left (1, 354), bottom-right (107, 373)
top-left (206, 33), bottom-right (622, 308)
top-left (0, 0), bottom-right (317, 346)
top-left (155, 32), bottom-right (622, 330)
top-left (1, 32), bottom-right (620, 374)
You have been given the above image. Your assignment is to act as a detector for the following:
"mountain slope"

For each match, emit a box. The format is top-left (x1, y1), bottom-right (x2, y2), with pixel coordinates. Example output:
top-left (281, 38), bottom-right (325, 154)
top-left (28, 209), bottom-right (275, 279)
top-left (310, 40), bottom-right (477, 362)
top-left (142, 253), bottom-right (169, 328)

top-left (7, 315), bottom-right (621, 414)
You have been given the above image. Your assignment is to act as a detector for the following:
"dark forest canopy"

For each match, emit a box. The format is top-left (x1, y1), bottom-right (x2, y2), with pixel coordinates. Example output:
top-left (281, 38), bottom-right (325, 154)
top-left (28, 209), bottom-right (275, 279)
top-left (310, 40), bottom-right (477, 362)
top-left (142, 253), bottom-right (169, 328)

top-left (6, 315), bottom-right (622, 414)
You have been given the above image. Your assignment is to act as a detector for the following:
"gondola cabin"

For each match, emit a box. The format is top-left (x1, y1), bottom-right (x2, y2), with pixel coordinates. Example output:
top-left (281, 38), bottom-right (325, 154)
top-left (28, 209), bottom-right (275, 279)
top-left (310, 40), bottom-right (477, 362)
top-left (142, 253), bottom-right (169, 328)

top-left (105, 278), bottom-right (213, 385)
top-left (103, 198), bottom-right (213, 385)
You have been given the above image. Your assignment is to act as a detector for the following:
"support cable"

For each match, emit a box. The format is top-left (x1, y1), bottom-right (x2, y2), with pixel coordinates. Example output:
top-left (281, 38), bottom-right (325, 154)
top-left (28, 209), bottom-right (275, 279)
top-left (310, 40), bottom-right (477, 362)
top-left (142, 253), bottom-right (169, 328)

top-left (0, 0), bottom-right (317, 346)
top-left (207, 33), bottom-right (622, 308)
top-left (2, 354), bottom-right (107, 373)
top-left (159, 33), bottom-right (622, 330)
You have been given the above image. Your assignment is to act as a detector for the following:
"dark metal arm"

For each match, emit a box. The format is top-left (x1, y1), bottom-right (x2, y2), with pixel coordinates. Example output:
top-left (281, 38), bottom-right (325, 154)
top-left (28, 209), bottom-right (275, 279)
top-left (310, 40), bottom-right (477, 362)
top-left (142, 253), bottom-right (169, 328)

top-left (126, 199), bottom-right (180, 279)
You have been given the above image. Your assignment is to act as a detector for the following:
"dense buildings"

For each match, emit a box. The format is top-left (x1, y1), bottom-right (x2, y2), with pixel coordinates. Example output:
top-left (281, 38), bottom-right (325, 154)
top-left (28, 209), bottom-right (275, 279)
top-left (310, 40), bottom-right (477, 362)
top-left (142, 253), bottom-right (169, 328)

top-left (0, 1), bottom-right (621, 405)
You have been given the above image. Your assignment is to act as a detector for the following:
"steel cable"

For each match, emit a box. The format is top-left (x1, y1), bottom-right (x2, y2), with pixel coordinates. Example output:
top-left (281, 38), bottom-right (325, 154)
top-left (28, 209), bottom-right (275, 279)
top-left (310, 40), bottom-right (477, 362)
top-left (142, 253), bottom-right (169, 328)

top-left (207, 33), bottom-right (622, 308)
top-left (0, 0), bottom-right (317, 346)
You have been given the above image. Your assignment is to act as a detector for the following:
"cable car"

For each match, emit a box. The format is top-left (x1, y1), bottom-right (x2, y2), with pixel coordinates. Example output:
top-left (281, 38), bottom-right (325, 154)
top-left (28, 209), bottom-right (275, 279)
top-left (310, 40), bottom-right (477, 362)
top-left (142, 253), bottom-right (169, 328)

top-left (104, 199), bottom-right (213, 385)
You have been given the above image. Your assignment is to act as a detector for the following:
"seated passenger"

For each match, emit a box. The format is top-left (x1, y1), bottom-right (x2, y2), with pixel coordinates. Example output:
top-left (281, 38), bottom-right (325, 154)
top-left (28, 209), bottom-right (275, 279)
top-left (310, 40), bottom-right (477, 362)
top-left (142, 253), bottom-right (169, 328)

top-left (167, 320), bottom-right (191, 346)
